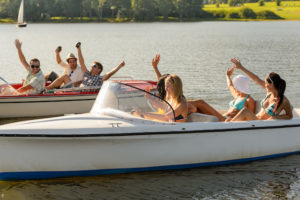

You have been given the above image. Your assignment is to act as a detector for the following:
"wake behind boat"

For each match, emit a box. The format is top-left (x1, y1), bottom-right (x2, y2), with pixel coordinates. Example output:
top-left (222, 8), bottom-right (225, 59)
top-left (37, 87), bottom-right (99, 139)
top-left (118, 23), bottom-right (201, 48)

top-left (0, 81), bottom-right (299, 180)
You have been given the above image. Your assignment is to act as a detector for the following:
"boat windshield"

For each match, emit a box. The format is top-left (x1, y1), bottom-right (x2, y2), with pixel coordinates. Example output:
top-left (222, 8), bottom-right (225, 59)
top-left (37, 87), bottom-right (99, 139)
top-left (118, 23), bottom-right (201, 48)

top-left (0, 77), bottom-right (20, 96)
top-left (91, 81), bottom-right (175, 122)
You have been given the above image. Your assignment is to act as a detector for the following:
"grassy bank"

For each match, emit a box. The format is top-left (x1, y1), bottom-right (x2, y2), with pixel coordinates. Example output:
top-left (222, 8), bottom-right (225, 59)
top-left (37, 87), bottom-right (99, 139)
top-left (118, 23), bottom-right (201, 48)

top-left (0, 18), bottom-right (14, 23)
top-left (204, 1), bottom-right (300, 20)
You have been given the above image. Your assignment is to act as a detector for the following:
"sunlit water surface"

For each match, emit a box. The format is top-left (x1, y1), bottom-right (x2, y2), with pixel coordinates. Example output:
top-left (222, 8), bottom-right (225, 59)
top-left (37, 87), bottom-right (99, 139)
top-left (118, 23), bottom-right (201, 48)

top-left (0, 22), bottom-right (299, 199)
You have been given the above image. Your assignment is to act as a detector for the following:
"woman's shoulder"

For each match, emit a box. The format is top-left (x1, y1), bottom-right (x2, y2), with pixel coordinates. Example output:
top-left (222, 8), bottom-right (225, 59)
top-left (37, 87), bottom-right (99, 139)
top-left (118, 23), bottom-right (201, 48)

top-left (175, 96), bottom-right (188, 111)
top-left (181, 96), bottom-right (188, 105)
top-left (282, 96), bottom-right (292, 107)
top-left (275, 96), bottom-right (293, 115)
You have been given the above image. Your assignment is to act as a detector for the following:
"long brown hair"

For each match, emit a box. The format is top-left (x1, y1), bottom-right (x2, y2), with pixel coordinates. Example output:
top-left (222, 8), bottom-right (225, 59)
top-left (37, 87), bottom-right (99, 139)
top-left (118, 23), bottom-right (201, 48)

top-left (268, 72), bottom-right (286, 111)
top-left (157, 74), bottom-right (169, 100)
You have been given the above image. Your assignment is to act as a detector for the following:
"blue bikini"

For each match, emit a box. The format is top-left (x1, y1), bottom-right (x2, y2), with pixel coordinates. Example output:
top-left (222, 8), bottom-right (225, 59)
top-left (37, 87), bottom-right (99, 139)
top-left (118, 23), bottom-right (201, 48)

top-left (261, 94), bottom-right (277, 116)
top-left (175, 114), bottom-right (184, 121)
top-left (229, 95), bottom-right (249, 111)
top-left (223, 95), bottom-right (249, 119)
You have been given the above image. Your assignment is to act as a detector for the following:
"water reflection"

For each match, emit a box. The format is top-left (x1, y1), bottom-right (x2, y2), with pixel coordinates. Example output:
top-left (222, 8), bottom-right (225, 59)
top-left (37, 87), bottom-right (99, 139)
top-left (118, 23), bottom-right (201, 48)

top-left (0, 155), bottom-right (299, 199)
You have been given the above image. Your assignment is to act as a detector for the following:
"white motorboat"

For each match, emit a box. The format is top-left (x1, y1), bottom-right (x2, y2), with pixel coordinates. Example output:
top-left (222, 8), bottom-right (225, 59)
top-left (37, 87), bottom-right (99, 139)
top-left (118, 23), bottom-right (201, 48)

top-left (0, 77), bottom-right (156, 118)
top-left (0, 81), bottom-right (299, 180)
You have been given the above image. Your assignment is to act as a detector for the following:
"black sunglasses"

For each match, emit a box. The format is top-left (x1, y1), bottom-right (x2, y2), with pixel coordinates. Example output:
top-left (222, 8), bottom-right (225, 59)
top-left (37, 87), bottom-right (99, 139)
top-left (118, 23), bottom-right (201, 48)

top-left (31, 64), bottom-right (40, 69)
top-left (92, 65), bottom-right (100, 69)
top-left (69, 70), bottom-right (74, 77)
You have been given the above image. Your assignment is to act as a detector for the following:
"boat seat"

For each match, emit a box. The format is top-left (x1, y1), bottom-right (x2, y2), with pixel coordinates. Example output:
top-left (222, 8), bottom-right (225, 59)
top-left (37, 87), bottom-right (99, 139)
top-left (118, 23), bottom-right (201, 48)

top-left (187, 113), bottom-right (218, 122)
top-left (292, 108), bottom-right (300, 118)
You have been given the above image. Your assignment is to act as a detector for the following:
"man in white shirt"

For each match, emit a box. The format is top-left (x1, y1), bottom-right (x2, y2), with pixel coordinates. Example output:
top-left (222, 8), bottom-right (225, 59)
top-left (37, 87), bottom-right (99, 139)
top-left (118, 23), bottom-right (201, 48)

top-left (15, 39), bottom-right (45, 95)
top-left (46, 47), bottom-right (83, 90)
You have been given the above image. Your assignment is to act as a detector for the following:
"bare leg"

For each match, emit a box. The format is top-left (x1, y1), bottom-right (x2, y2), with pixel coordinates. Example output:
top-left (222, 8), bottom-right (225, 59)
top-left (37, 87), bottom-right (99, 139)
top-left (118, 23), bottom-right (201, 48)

top-left (44, 71), bottom-right (58, 82)
top-left (230, 107), bottom-right (258, 121)
top-left (188, 99), bottom-right (226, 122)
top-left (46, 74), bottom-right (71, 90)
top-left (44, 73), bottom-right (50, 81)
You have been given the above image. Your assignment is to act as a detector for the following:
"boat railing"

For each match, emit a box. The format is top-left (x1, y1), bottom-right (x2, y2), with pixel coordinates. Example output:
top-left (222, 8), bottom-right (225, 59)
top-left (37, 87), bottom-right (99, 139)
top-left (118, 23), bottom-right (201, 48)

top-left (49, 86), bottom-right (101, 94)
top-left (110, 76), bottom-right (133, 80)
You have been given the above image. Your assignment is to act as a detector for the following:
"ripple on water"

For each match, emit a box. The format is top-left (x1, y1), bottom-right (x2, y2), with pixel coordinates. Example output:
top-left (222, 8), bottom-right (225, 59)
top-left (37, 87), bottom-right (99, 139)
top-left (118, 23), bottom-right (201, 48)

top-left (0, 155), bottom-right (299, 199)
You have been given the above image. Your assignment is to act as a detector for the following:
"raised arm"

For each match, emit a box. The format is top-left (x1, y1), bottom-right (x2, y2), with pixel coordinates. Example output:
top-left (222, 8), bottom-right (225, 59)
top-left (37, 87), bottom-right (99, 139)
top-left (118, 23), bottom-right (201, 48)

top-left (246, 97), bottom-right (256, 113)
top-left (226, 67), bottom-right (238, 99)
top-left (55, 46), bottom-right (62, 64)
top-left (231, 58), bottom-right (265, 89)
top-left (76, 43), bottom-right (87, 74)
top-left (152, 54), bottom-right (162, 80)
top-left (15, 39), bottom-right (29, 71)
top-left (102, 61), bottom-right (125, 81)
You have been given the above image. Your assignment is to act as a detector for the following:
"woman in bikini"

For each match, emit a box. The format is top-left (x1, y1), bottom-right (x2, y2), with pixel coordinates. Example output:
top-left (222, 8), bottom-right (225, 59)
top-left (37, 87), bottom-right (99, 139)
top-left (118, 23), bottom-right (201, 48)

top-left (229, 58), bottom-right (293, 121)
top-left (135, 74), bottom-right (188, 123)
top-left (223, 67), bottom-right (256, 121)
top-left (151, 54), bottom-right (225, 121)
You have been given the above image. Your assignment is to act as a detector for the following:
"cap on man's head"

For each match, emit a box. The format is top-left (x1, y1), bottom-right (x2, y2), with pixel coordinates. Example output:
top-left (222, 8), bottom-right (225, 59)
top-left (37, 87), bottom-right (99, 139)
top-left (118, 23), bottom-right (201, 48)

top-left (66, 53), bottom-right (77, 62)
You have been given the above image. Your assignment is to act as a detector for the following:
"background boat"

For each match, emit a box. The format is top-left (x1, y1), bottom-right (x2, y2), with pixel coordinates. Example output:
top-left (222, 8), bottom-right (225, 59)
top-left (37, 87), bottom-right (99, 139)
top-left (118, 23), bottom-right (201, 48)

top-left (0, 78), bottom-right (157, 118)
top-left (16, 0), bottom-right (27, 27)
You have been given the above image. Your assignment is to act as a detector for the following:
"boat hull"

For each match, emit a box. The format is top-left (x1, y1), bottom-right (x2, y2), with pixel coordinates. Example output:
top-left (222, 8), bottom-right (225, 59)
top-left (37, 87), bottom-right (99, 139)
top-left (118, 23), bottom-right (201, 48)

top-left (16, 23), bottom-right (27, 28)
top-left (0, 80), bottom-right (157, 118)
top-left (0, 120), bottom-right (299, 180)
top-left (0, 94), bottom-right (96, 118)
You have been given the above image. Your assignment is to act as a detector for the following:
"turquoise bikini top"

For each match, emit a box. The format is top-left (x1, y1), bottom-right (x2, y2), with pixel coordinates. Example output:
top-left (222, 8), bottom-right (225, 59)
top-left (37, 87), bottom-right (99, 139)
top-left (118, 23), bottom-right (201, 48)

top-left (261, 94), bottom-right (276, 116)
top-left (229, 95), bottom-right (249, 111)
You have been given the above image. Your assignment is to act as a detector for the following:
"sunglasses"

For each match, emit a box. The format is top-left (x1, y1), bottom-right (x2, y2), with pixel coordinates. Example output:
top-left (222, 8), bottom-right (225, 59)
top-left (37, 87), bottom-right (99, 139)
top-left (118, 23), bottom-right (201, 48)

top-left (31, 65), bottom-right (40, 69)
top-left (92, 65), bottom-right (100, 69)
top-left (69, 70), bottom-right (74, 77)
top-left (267, 77), bottom-right (273, 84)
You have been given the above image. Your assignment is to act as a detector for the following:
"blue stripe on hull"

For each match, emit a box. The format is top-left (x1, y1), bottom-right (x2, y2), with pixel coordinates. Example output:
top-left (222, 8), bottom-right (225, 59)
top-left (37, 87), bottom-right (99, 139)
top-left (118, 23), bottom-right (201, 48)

top-left (1, 151), bottom-right (300, 180)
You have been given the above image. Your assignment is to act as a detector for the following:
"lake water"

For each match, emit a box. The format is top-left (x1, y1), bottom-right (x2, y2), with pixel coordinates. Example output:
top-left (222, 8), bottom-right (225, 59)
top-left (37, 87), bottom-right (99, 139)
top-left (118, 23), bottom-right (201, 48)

top-left (0, 22), bottom-right (299, 199)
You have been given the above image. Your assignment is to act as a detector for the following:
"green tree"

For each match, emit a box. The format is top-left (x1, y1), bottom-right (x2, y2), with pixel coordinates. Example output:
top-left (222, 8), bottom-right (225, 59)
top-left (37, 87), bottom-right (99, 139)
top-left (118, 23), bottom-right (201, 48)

top-left (239, 7), bottom-right (256, 18)
top-left (156, 0), bottom-right (173, 19)
top-left (0, 0), bottom-right (18, 18)
top-left (258, 0), bottom-right (264, 6)
top-left (228, 0), bottom-right (243, 7)
top-left (97, 0), bottom-right (107, 19)
top-left (276, 0), bottom-right (281, 6)
top-left (173, 0), bottom-right (202, 19)
top-left (132, 0), bottom-right (156, 21)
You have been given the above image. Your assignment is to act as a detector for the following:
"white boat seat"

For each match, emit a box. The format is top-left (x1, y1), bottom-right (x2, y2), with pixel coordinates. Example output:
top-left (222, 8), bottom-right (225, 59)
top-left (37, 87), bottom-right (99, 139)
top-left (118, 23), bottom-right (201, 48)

top-left (187, 113), bottom-right (218, 122)
top-left (292, 108), bottom-right (300, 118)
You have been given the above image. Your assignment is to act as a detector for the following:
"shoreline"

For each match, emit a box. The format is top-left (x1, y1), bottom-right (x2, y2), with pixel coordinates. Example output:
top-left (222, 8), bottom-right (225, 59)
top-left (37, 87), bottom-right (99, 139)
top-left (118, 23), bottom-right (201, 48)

top-left (1, 18), bottom-right (300, 24)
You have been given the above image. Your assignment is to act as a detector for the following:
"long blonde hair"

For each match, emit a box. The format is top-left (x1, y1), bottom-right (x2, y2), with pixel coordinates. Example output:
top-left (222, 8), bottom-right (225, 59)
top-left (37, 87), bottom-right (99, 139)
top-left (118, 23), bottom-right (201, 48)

top-left (166, 75), bottom-right (184, 103)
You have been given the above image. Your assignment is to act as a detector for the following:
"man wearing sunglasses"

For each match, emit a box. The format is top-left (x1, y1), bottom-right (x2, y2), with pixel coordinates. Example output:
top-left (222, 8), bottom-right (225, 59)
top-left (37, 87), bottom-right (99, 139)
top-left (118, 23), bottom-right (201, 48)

top-left (76, 42), bottom-right (125, 88)
top-left (46, 47), bottom-right (84, 90)
top-left (14, 39), bottom-right (45, 95)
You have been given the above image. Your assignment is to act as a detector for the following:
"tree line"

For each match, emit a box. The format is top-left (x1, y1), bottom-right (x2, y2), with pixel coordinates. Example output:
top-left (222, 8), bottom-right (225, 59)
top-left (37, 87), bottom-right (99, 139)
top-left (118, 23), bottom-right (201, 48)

top-left (0, 0), bottom-right (207, 22)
